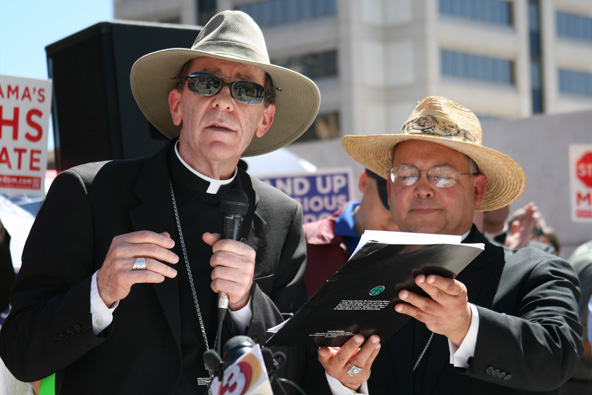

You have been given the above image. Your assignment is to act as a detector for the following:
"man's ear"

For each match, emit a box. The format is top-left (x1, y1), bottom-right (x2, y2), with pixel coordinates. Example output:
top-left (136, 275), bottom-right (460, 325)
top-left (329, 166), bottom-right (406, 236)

top-left (358, 172), bottom-right (369, 194)
top-left (255, 104), bottom-right (276, 138)
top-left (473, 174), bottom-right (487, 207)
top-left (168, 89), bottom-right (182, 126)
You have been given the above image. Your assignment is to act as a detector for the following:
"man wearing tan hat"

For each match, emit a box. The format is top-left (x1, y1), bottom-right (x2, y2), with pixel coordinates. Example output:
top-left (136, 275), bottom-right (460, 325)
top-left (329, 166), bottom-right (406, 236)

top-left (0, 10), bottom-right (319, 394)
top-left (312, 97), bottom-right (582, 394)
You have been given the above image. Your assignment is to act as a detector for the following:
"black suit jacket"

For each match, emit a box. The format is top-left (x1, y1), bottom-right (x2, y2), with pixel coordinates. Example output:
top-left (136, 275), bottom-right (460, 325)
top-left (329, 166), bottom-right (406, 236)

top-left (0, 229), bottom-right (15, 313)
top-left (307, 228), bottom-right (583, 394)
top-left (0, 141), bottom-right (307, 394)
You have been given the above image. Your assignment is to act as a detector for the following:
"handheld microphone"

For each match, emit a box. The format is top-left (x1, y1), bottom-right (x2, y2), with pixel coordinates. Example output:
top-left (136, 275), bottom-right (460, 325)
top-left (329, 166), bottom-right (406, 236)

top-left (222, 335), bottom-right (256, 365)
top-left (218, 189), bottom-right (249, 310)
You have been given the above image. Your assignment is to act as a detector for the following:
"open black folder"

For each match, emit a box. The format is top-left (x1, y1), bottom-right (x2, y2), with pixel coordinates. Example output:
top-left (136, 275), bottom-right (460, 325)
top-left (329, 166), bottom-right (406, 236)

top-left (265, 231), bottom-right (484, 348)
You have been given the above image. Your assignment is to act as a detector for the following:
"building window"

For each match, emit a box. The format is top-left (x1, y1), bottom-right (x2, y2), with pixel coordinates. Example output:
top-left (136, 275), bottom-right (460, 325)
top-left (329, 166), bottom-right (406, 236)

top-left (557, 12), bottom-right (592, 42)
top-left (272, 50), bottom-right (337, 80)
top-left (296, 112), bottom-right (340, 142)
top-left (529, 0), bottom-right (543, 113)
top-left (559, 69), bottom-right (592, 97)
top-left (439, 0), bottom-right (512, 26)
top-left (441, 50), bottom-right (514, 85)
top-left (198, 0), bottom-right (217, 26)
top-left (237, 0), bottom-right (336, 27)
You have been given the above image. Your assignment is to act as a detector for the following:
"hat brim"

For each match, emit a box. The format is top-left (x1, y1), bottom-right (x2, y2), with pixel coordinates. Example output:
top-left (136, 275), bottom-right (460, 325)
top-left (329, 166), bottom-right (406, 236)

top-left (130, 48), bottom-right (320, 156)
top-left (342, 134), bottom-right (526, 212)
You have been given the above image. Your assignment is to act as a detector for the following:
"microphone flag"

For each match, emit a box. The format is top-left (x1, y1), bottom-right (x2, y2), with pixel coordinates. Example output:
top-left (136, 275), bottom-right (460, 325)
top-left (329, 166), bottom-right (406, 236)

top-left (210, 343), bottom-right (273, 395)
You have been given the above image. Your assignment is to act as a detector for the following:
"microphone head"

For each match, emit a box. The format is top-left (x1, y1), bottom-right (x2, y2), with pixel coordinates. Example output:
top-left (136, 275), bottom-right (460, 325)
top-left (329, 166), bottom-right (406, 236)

top-left (222, 335), bottom-right (255, 365)
top-left (220, 189), bottom-right (249, 217)
top-left (203, 349), bottom-right (222, 373)
top-left (272, 351), bottom-right (287, 369)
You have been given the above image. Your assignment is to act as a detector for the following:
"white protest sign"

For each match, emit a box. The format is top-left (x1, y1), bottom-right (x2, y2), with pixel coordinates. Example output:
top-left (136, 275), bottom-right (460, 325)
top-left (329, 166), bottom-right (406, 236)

top-left (257, 168), bottom-right (355, 223)
top-left (0, 75), bottom-right (52, 195)
top-left (569, 144), bottom-right (592, 222)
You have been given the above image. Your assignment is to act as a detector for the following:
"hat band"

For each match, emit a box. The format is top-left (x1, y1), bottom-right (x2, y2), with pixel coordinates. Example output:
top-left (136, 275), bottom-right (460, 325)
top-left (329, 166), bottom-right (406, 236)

top-left (401, 115), bottom-right (480, 144)
top-left (193, 42), bottom-right (270, 64)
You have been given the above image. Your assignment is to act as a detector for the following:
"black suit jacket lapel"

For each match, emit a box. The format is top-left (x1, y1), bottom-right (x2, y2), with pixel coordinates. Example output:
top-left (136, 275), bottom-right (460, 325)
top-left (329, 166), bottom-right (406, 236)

top-left (457, 227), bottom-right (504, 308)
top-left (129, 142), bottom-right (182, 352)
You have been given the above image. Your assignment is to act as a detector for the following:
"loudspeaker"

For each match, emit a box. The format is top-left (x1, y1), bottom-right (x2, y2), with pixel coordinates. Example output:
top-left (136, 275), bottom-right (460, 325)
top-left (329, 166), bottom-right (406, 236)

top-left (46, 21), bottom-right (201, 172)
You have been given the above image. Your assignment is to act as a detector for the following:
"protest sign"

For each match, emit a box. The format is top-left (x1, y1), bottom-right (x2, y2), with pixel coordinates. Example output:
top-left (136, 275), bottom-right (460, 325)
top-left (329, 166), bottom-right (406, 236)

top-left (0, 75), bottom-right (52, 195)
top-left (570, 144), bottom-right (592, 222)
top-left (258, 168), bottom-right (354, 223)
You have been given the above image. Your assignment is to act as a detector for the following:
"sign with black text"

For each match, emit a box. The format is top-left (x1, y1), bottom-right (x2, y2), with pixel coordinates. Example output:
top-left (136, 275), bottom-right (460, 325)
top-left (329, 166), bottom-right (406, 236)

top-left (0, 75), bottom-right (52, 195)
top-left (570, 144), bottom-right (592, 222)
top-left (258, 168), bottom-right (354, 223)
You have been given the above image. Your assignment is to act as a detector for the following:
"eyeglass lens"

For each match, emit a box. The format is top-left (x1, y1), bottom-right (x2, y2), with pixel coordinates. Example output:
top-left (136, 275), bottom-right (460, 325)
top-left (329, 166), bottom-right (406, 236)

top-left (390, 165), bottom-right (463, 188)
top-left (186, 72), bottom-right (265, 105)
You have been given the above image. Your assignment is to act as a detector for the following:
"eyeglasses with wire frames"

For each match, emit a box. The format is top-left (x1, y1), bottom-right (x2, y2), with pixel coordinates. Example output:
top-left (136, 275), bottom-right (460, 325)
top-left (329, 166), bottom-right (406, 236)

top-left (184, 72), bottom-right (267, 105)
top-left (389, 164), bottom-right (479, 189)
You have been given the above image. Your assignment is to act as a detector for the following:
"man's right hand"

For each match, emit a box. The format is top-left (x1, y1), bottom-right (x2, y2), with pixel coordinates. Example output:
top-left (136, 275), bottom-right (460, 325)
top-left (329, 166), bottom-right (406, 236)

top-left (96, 231), bottom-right (179, 307)
top-left (505, 202), bottom-right (539, 249)
top-left (318, 334), bottom-right (381, 391)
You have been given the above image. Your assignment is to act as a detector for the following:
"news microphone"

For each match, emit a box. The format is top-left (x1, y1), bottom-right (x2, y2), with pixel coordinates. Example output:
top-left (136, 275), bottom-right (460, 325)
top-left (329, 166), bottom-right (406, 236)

top-left (218, 189), bottom-right (249, 311)
top-left (222, 335), bottom-right (256, 365)
top-left (210, 336), bottom-right (274, 395)
top-left (261, 348), bottom-right (286, 374)
top-left (203, 349), bottom-right (224, 379)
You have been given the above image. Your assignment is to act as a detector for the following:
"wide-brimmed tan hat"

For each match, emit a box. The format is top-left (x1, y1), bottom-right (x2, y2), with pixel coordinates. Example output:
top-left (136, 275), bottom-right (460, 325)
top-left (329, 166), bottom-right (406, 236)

top-left (342, 96), bottom-right (526, 212)
top-left (130, 10), bottom-right (320, 156)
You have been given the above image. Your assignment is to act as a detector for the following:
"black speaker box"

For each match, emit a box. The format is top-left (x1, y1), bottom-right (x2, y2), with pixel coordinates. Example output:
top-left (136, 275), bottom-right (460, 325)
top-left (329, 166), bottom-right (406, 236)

top-left (46, 21), bottom-right (201, 172)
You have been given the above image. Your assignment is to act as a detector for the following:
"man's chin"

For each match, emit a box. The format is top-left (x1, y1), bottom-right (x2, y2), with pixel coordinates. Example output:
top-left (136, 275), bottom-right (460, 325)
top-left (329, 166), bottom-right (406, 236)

top-left (400, 215), bottom-right (445, 235)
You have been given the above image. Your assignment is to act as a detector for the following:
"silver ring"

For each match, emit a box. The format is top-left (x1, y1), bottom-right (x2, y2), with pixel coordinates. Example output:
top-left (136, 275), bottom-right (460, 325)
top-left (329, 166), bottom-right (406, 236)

top-left (132, 258), bottom-right (146, 270)
top-left (346, 364), bottom-right (363, 377)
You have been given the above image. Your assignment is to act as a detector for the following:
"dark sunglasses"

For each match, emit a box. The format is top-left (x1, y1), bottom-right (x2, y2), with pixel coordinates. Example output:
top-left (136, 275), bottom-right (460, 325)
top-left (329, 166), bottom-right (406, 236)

top-left (184, 72), bottom-right (266, 105)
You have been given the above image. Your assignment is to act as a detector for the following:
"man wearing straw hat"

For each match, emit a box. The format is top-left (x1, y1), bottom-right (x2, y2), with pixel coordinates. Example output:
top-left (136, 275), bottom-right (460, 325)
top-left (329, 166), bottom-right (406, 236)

top-left (313, 97), bottom-right (582, 394)
top-left (0, 10), bottom-right (319, 394)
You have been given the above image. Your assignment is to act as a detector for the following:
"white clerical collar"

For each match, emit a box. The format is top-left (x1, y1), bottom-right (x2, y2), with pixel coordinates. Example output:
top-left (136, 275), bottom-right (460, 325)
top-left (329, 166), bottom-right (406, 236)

top-left (174, 142), bottom-right (236, 194)
top-left (461, 228), bottom-right (472, 242)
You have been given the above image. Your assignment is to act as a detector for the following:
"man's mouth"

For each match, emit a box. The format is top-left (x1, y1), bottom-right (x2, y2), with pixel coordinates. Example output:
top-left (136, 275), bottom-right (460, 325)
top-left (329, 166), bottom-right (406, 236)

top-left (207, 122), bottom-right (234, 132)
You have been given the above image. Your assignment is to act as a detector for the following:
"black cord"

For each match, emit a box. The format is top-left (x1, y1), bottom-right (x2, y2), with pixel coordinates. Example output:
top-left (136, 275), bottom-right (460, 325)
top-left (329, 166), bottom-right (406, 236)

top-left (216, 307), bottom-right (226, 356)
top-left (275, 376), bottom-right (307, 395)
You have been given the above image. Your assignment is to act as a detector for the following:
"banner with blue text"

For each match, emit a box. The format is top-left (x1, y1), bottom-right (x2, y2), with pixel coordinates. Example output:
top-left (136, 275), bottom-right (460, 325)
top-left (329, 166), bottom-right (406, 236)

top-left (258, 168), bottom-right (355, 223)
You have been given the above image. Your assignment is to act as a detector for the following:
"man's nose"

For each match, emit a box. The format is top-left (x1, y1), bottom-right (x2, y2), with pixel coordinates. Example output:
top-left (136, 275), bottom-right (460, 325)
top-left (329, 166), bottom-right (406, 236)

top-left (413, 172), bottom-right (434, 198)
top-left (211, 84), bottom-right (235, 110)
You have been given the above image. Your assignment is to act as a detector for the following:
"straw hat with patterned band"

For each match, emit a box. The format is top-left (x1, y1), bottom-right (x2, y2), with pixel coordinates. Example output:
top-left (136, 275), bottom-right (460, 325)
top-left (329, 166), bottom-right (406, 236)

top-left (130, 10), bottom-right (320, 157)
top-left (342, 96), bottom-right (526, 212)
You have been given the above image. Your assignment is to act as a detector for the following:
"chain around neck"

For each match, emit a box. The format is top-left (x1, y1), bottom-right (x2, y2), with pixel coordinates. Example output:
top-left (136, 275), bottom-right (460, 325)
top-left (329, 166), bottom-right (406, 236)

top-left (169, 181), bottom-right (211, 351)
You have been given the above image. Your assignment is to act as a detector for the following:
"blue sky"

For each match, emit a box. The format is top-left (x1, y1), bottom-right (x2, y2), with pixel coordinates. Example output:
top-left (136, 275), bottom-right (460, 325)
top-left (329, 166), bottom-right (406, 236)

top-left (0, 0), bottom-right (114, 150)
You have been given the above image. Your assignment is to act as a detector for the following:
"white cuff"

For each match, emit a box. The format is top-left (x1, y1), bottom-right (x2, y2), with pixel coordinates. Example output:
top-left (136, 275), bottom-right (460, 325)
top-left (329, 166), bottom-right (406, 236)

top-left (228, 297), bottom-right (252, 334)
top-left (449, 303), bottom-right (479, 368)
top-left (326, 372), bottom-right (369, 395)
top-left (90, 271), bottom-right (117, 335)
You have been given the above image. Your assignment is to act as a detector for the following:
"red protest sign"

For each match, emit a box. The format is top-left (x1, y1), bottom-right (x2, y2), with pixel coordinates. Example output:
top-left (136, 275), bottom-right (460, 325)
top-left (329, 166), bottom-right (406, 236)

top-left (0, 75), bottom-right (52, 195)
top-left (576, 152), bottom-right (592, 188)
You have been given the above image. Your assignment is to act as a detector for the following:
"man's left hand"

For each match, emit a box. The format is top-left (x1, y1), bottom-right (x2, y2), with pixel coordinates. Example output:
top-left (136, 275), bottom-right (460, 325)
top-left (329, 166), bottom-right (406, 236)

top-left (318, 334), bottom-right (381, 391)
top-left (394, 274), bottom-right (471, 346)
top-left (203, 232), bottom-right (255, 311)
